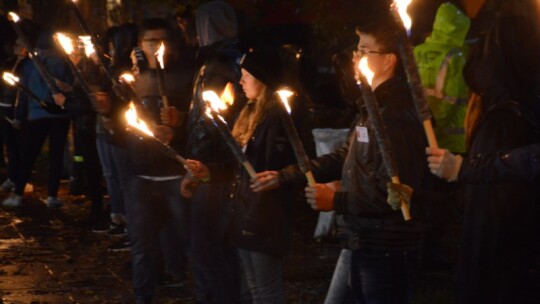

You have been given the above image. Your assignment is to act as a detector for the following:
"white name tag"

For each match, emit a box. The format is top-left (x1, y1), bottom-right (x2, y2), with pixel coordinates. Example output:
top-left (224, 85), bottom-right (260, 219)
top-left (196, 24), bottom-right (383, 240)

top-left (356, 126), bottom-right (369, 143)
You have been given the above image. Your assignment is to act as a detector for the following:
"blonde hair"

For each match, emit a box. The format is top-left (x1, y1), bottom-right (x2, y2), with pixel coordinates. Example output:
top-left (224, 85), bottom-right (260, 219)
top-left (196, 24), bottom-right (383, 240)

top-left (231, 86), bottom-right (277, 147)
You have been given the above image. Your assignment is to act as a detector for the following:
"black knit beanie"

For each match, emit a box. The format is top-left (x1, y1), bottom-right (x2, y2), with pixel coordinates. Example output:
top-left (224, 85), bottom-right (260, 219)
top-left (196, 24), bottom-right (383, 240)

top-left (240, 48), bottom-right (284, 90)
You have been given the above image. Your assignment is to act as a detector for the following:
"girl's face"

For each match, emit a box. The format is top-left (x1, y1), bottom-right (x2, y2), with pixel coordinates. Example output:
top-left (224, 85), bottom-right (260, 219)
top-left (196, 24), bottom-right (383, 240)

top-left (240, 68), bottom-right (265, 100)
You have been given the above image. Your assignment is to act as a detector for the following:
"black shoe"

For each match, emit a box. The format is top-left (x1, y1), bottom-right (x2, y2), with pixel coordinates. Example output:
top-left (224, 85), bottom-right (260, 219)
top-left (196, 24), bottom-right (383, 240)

top-left (157, 272), bottom-right (186, 287)
top-left (107, 238), bottom-right (131, 252)
top-left (107, 223), bottom-right (127, 237)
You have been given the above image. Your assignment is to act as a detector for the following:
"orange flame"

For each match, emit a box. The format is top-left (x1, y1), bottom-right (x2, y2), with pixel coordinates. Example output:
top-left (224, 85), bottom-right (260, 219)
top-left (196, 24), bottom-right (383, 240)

top-left (2, 72), bottom-right (19, 86)
top-left (125, 102), bottom-right (154, 136)
top-left (7, 12), bottom-right (20, 23)
top-left (55, 33), bottom-right (74, 55)
top-left (358, 57), bottom-right (374, 86)
top-left (220, 83), bottom-right (235, 107)
top-left (394, 0), bottom-right (412, 30)
top-left (277, 89), bottom-right (294, 114)
top-left (155, 42), bottom-right (165, 69)
top-left (202, 90), bottom-right (228, 112)
top-left (120, 73), bottom-right (135, 83)
top-left (79, 36), bottom-right (95, 57)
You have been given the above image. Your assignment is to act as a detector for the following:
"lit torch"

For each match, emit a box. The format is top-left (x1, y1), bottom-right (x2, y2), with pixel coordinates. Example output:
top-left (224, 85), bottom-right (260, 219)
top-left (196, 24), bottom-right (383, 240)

top-left (2, 71), bottom-right (57, 112)
top-left (390, 0), bottom-right (438, 148)
top-left (54, 32), bottom-right (92, 96)
top-left (202, 88), bottom-right (257, 179)
top-left (154, 42), bottom-right (169, 108)
top-left (356, 57), bottom-right (411, 220)
top-left (275, 89), bottom-right (316, 186)
top-left (120, 72), bottom-right (142, 103)
top-left (124, 102), bottom-right (188, 165)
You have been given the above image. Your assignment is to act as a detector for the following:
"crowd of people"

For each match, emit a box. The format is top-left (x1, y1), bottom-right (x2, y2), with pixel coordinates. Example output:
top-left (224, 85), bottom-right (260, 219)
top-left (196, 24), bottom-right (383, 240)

top-left (0, 0), bottom-right (539, 303)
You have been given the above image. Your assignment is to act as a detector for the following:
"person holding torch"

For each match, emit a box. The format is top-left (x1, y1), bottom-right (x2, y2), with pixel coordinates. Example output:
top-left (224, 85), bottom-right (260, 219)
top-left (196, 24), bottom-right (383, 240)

top-left (186, 47), bottom-right (296, 303)
top-left (252, 14), bottom-right (434, 303)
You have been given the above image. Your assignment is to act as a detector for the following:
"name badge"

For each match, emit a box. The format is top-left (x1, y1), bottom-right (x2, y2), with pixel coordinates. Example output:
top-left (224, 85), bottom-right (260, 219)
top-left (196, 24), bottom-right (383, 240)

top-left (356, 126), bottom-right (369, 143)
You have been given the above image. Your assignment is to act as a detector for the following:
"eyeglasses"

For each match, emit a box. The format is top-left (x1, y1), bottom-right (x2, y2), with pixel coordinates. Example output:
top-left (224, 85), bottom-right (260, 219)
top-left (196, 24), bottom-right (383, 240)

top-left (141, 38), bottom-right (168, 44)
top-left (357, 49), bottom-right (390, 56)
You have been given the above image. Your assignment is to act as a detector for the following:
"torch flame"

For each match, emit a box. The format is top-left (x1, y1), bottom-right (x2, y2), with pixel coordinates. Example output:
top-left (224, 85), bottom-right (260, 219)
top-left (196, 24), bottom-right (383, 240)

top-left (79, 36), bottom-right (95, 57)
top-left (220, 83), bottom-right (235, 107)
top-left (394, 0), bottom-right (412, 30)
top-left (358, 57), bottom-right (374, 86)
top-left (125, 102), bottom-right (154, 136)
top-left (2, 72), bottom-right (19, 86)
top-left (7, 12), bottom-right (20, 23)
top-left (277, 89), bottom-right (294, 114)
top-left (56, 33), bottom-right (74, 55)
top-left (202, 90), bottom-right (228, 112)
top-left (120, 73), bottom-right (135, 83)
top-left (155, 42), bottom-right (165, 69)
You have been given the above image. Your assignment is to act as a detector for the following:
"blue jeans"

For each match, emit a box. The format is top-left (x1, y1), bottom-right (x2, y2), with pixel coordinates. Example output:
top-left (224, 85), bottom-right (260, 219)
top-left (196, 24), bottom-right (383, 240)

top-left (350, 249), bottom-right (418, 304)
top-left (325, 249), bottom-right (355, 304)
top-left (238, 249), bottom-right (284, 304)
top-left (95, 135), bottom-right (132, 222)
top-left (130, 177), bottom-right (189, 300)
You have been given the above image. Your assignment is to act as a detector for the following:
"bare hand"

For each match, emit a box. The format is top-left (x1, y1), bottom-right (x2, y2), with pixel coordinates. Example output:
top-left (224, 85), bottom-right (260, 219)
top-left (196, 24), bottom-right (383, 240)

top-left (160, 106), bottom-right (181, 127)
top-left (305, 184), bottom-right (335, 211)
top-left (184, 159), bottom-right (210, 180)
top-left (53, 93), bottom-right (66, 107)
top-left (154, 125), bottom-right (174, 144)
top-left (250, 171), bottom-right (280, 192)
top-left (180, 175), bottom-right (199, 198)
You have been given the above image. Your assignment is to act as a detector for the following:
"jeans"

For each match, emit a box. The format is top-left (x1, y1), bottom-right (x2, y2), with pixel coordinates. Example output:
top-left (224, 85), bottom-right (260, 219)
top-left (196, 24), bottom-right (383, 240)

top-left (95, 135), bottom-right (132, 222)
top-left (238, 249), bottom-right (284, 304)
top-left (130, 177), bottom-right (189, 300)
top-left (16, 118), bottom-right (70, 197)
top-left (350, 249), bottom-right (418, 304)
top-left (191, 183), bottom-right (240, 303)
top-left (325, 249), bottom-right (355, 304)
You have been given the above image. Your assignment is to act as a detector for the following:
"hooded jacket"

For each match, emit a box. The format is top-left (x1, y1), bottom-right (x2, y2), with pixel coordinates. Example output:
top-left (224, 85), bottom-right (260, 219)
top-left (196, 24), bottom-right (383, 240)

top-left (414, 3), bottom-right (470, 153)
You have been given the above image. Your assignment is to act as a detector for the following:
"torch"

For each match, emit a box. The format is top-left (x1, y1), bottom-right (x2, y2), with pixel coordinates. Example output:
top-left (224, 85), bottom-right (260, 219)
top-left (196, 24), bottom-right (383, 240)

top-left (2, 72), bottom-right (63, 114)
top-left (356, 57), bottom-right (411, 220)
top-left (124, 102), bottom-right (188, 165)
top-left (154, 42), bottom-right (170, 108)
top-left (390, 0), bottom-right (438, 148)
top-left (202, 90), bottom-right (257, 179)
top-left (275, 90), bottom-right (316, 186)
top-left (7, 12), bottom-right (60, 95)
top-left (54, 33), bottom-right (92, 96)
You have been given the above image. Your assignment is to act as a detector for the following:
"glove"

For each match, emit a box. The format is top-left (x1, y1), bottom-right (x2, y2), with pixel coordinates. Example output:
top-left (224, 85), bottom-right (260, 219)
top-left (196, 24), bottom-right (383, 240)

top-left (386, 182), bottom-right (413, 211)
top-left (426, 147), bottom-right (463, 182)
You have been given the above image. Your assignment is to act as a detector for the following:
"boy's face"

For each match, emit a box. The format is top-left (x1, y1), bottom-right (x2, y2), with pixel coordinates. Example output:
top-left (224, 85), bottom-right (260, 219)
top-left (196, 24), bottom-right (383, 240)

top-left (357, 32), bottom-right (391, 78)
top-left (140, 29), bottom-right (169, 61)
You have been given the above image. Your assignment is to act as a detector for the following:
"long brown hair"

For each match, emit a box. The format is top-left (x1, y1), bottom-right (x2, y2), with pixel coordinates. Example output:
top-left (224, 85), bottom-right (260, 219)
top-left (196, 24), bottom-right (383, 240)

top-left (231, 86), bottom-right (276, 147)
top-left (464, 93), bottom-right (483, 150)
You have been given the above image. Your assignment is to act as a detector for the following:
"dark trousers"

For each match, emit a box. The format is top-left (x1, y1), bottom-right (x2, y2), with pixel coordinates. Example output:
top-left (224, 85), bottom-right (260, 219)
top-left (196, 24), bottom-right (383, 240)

top-left (130, 177), bottom-right (189, 300)
top-left (0, 112), bottom-right (22, 184)
top-left (191, 183), bottom-right (241, 303)
top-left (72, 122), bottom-right (104, 217)
top-left (16, 118), bottom-right (70, 197)
top-left (350, 249), bottom-right (418, 304)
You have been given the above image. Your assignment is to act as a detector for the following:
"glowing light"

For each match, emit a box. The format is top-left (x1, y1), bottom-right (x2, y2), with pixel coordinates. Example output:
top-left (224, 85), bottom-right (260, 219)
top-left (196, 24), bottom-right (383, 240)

top-left (79, 36), bottom-right (95, 57)
top-left (220, 83), bottom-right (235, 107)
top-left (155, 42), bottom-right (165, 69)
top-left (125, 102), bottom-right (154, 136)
top-left (2, 72), bottom-right (19, 86)
top-left (202, 90), bottom-right (228, 112)
top-left (277, 89), bottom-right (294, 114)
top-left (120, 73), bottom-right (135, 83)
top-left (55, 33), bottom-right (74, 55)
top-left (7, 12), bottom-right (20, 23)
top-left (358, 57), bottom-right (374, 86)
top-left (394, 0), bottom-right (412, 30)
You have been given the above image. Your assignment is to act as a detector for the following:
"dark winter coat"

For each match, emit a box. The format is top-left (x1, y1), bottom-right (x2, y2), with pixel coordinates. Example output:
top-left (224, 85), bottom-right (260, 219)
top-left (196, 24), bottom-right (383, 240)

top-left (208, 104), bottom-right (296, 257)
top-left (281, 76), bottom-right (431, 252)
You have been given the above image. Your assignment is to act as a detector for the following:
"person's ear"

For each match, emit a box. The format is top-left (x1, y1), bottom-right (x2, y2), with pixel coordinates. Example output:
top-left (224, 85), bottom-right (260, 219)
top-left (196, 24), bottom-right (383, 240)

top-left (386, 53), bottom-right (398, 71)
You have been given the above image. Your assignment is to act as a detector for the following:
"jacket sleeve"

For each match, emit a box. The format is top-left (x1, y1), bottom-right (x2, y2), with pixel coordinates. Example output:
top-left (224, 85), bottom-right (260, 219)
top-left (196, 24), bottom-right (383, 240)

top-left (459, 142), bottom-right (540, 182)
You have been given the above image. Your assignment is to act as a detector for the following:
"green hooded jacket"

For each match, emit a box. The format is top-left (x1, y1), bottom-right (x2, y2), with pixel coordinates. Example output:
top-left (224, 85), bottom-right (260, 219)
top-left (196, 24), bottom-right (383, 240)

top-left (414, 2), bottom-right (470, 153)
